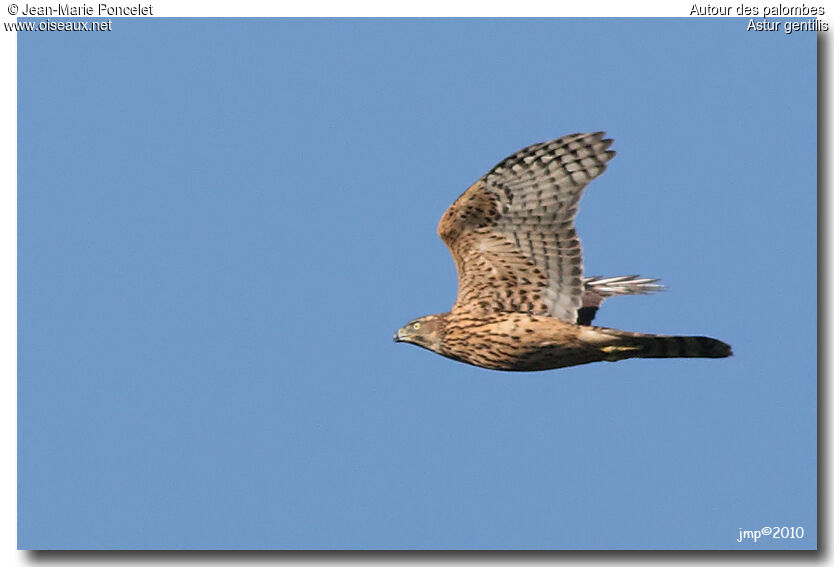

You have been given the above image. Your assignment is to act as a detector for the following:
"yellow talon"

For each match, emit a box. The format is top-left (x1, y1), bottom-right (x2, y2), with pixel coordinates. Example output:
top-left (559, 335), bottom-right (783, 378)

top-left (601, 344), bottom-right (643, 361)
top-left (601, 345), bottom-right (641, 354)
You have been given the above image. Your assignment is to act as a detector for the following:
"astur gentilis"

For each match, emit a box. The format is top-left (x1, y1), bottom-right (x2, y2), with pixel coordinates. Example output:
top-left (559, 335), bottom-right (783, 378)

top-left (394, 132), bottom-right (731, 371)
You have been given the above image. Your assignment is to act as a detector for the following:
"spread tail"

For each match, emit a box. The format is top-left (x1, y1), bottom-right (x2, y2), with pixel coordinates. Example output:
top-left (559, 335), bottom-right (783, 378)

top-left (593, 329), bottom-right (732, 361)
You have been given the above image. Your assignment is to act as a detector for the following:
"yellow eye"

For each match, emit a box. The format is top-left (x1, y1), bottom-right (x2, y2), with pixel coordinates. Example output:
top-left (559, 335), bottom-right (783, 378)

top-left (413, 322), bottom-right (421, 330)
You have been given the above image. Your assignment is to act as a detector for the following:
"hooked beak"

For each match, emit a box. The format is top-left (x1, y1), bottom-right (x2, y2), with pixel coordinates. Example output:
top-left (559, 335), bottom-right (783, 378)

top-left (393, 329), bottom-right (403, 342)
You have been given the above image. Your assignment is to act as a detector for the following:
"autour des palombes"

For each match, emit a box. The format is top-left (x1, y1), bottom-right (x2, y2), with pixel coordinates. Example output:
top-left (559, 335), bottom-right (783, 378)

top-left (19, 3), bottom-right (153, 16)
top-left (690, 3), bottom-right (828, 32)
top-left (690, 4), bottom-right (824, 16)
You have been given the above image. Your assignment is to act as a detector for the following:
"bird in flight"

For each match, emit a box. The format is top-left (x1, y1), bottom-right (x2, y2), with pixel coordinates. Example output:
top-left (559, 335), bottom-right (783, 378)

top-left (394, 132), bottom-right (731, 371)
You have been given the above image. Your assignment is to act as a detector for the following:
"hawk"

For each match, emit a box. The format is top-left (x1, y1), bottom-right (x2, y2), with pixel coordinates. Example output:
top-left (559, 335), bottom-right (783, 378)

top-left (394, 132), bottom-right (732, 371)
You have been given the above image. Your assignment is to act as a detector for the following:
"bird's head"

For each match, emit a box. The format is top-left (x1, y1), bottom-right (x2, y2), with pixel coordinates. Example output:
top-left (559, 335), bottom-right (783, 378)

top-left (393, 314), bottom-right (446, 352)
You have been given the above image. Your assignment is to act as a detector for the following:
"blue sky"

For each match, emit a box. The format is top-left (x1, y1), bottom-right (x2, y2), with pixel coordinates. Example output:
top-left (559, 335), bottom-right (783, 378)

top-left (18, 18), bottom-right (816, 549)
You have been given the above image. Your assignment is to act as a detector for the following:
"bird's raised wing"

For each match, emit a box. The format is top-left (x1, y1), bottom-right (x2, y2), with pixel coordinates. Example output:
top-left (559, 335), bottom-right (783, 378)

top-left (438, 132), bottom-right (615, 322)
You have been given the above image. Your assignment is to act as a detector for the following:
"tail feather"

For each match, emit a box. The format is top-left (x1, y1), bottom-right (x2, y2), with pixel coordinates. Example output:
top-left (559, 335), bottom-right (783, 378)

top-left (578, 275), bottom-right (665, 326)
top-left (596, 329), bottom-right (732, 361)
top-left (583, 275), bottom-right (665, 298)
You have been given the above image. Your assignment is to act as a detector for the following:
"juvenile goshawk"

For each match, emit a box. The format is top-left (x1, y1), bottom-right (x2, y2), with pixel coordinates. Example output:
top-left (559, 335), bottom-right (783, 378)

top-left (393, 132), bottom-right (732, 371)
